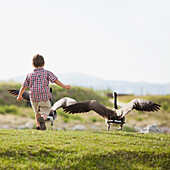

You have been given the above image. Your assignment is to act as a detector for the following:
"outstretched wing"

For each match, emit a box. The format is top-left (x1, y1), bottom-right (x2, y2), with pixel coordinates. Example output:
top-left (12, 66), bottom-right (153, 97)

top-left (63, 100), bottom-right (118, 119)
top-left (117, 99), bottom-right (161, 118)
top-left (52, 97), bottom-right (77, 111)
top-left (8, 89), bottom-right (30, 102)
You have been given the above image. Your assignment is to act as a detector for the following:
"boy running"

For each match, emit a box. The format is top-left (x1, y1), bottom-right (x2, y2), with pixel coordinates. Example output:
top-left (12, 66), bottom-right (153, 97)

top-left (17, 54), bottom-right (71, 130)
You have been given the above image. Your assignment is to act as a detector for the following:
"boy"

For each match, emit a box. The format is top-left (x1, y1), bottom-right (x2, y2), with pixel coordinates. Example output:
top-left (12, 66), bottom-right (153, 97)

top-left (17, 54), bottom-right (71, 130)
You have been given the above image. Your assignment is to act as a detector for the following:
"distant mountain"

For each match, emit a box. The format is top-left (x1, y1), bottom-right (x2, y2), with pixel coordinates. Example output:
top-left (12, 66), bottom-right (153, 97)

top-left (6, 72), bottom-right (170, 95)
top-left (58, 73), bottom-right (170, 95)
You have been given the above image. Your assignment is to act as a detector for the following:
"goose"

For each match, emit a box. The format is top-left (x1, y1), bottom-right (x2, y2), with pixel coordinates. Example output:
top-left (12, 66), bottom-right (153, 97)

top-left (113, 92), bottom-right (125, 130)
top-left (63, 96), bottom-right (161, 131)
top-left (8, 89), bottom-right (77, 129)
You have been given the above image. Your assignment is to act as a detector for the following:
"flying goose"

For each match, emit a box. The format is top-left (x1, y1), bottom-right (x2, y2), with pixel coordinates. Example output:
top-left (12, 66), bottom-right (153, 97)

top-left (63, 96), bottom-right (161, 131)
top-left (8, 89), bottom-right (77, 129)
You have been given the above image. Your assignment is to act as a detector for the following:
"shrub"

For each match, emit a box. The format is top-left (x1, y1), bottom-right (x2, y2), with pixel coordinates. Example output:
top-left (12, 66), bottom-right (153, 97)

top-left (122, 126), bottom-right (136, 132)
top-left (136, 117), bottom-right (143, 121)
top-left (0, 98), bottom-right (5, 105)
top-left (162, 101), bottom-right (169, 111)
top-left (90, 117), bottom-right (97, 122)
top-left (0, 105), bottom-right (19, 115)
top-left (0, 106), bottom-right (5, 114)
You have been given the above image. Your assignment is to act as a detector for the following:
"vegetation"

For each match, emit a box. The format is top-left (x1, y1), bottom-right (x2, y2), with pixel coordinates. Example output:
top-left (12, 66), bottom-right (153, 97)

top-left (0, 82), bottom-right (169, 129)
top-left (51, 84), bottom-right (113, 107)
top-left (0, 82), bottom-right (112, 107)
top-left (0, 82), bottom-right (170, 169)
top-left (0, 105), bottom-right (19, 115)
top-left (0, 129), bottom-right (169, 170)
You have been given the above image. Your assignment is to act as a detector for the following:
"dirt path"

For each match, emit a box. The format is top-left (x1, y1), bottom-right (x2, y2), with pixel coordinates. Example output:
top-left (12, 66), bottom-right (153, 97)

top-left (0, 114), bottom-right (35, 129)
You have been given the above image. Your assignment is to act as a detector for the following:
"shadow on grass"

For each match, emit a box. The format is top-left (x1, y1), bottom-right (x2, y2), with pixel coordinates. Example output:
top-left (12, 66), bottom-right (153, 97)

top-left (54, 149), bottom-right (169, 169)
top-left (1, 147), bottom-right (169, 169)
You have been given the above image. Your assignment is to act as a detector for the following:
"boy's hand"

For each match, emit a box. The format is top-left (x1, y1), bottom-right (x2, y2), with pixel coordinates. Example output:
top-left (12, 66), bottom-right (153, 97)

top-left (54, 80), bottom-right (71, 90)
top-left (17, 96), bottom-right (22, 101)
top-left (17, 86), bottom-right (26, 101)
top-left (65, 85), bottom-right (71, 90)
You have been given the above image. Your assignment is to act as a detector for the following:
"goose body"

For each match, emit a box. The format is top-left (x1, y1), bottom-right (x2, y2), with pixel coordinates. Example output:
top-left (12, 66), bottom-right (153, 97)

top-left (63, 98), bottom-right (161, 131)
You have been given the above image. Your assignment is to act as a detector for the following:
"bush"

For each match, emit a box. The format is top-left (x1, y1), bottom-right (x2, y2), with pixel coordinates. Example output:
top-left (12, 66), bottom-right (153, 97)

top-left (122, 126), bottom-right (136, 132)
top-left (90, 117), bottom-right (97, 122)
top-left (4, 105), bottom-right (18, 113)
top-left (162, 101), bottom-right (169, 111)
top-left (0, 98), bottom-right (5, 105)
top-left (0, 107), bottom-right (5, 114)
top-left (0, 105), bottom-right (19, 115)
top-left (136, 117), bottom-right (143, 121)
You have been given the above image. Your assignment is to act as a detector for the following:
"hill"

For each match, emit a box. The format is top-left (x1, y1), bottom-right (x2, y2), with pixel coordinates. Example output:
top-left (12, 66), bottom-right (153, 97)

top-left (0, 82), bottom-right (112, 107)
top-left (7, 72), bottom-right (170, 95)
top-left (0, 130), bottom-right (169, 169)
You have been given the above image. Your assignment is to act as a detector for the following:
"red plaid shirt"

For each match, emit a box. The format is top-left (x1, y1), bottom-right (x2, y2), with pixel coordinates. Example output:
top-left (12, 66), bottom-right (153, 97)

top-left (22, 68), bottom-right (58, 102)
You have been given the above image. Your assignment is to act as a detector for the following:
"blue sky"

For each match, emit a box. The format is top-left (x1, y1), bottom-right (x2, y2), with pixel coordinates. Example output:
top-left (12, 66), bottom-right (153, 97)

top-left (0, 0), bottom-right (170, 84)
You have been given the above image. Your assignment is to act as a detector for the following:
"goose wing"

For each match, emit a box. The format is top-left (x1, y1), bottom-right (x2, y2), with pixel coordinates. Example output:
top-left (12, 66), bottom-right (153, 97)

top-left (52, 97), bottom-right (77, 111)
top-left (63, 100), bottom-right (117, 119)
top-left (117, 99), bottom-right (161, 118)
top-left (8, 89), bottom-right (30, 102)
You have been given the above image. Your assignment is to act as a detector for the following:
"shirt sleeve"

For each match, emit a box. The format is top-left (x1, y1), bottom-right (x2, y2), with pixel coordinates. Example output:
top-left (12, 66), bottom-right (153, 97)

top-left (22, 74), bottom-right (30, 87)
top-left (47, 71), bottom-right (58, 83)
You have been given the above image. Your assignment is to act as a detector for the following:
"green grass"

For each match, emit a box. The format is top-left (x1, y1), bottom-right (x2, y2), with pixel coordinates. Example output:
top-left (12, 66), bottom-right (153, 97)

top-left (0, 130), bottom-right (169, 169)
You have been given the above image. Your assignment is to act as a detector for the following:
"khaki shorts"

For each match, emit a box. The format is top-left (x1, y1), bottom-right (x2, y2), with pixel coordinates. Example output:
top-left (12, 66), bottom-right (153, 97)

top-left (31, 100), bottom-right (51, 116)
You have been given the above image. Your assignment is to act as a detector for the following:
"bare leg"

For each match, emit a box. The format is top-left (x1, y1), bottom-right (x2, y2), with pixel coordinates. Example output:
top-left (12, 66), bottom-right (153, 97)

top-left (36, 114), bottom-right (48, 127)
top-left (36, 114), bottom-right (41, 127)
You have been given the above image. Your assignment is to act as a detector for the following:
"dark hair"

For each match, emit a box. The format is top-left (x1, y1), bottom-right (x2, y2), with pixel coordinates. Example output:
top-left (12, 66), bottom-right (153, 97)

top-left (32, 54), bottom-right (45, 67)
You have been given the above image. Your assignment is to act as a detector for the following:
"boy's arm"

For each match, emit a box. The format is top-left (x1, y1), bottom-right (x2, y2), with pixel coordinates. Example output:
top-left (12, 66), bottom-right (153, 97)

top-left (17, 86), bottom-right (27, 101)
top-left (54, 79), bottom-right (71, 89)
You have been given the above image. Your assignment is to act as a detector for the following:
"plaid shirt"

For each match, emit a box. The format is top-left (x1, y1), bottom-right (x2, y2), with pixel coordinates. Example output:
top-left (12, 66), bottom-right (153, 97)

top-left (22, 68), bottom-right (58, 102)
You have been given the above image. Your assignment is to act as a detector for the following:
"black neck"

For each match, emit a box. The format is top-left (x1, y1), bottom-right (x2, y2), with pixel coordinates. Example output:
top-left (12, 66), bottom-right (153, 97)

top-left (114, 92), bottom-right (118, 109)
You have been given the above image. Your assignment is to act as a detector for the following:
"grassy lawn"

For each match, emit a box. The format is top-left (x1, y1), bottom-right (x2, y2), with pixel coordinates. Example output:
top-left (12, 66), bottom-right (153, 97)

top-left (0, 129), bottom-right (169, 169)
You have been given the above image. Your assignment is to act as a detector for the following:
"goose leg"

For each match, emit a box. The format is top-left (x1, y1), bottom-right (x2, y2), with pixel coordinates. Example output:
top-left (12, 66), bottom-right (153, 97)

top-left (117, 124), bottom-right (123, 130)
top-left (45, 110), bottom-right (57, 130)
top-left (107, 123), bottom-right (111, 131)
top-left (117, 117), bottom-right (125, 130)
top-left (105, 119), bottom-right (111, 131)
top-left (51, 110), bottom-right (57, 130)
top-left (51, 122), bottom-right (53, 130)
